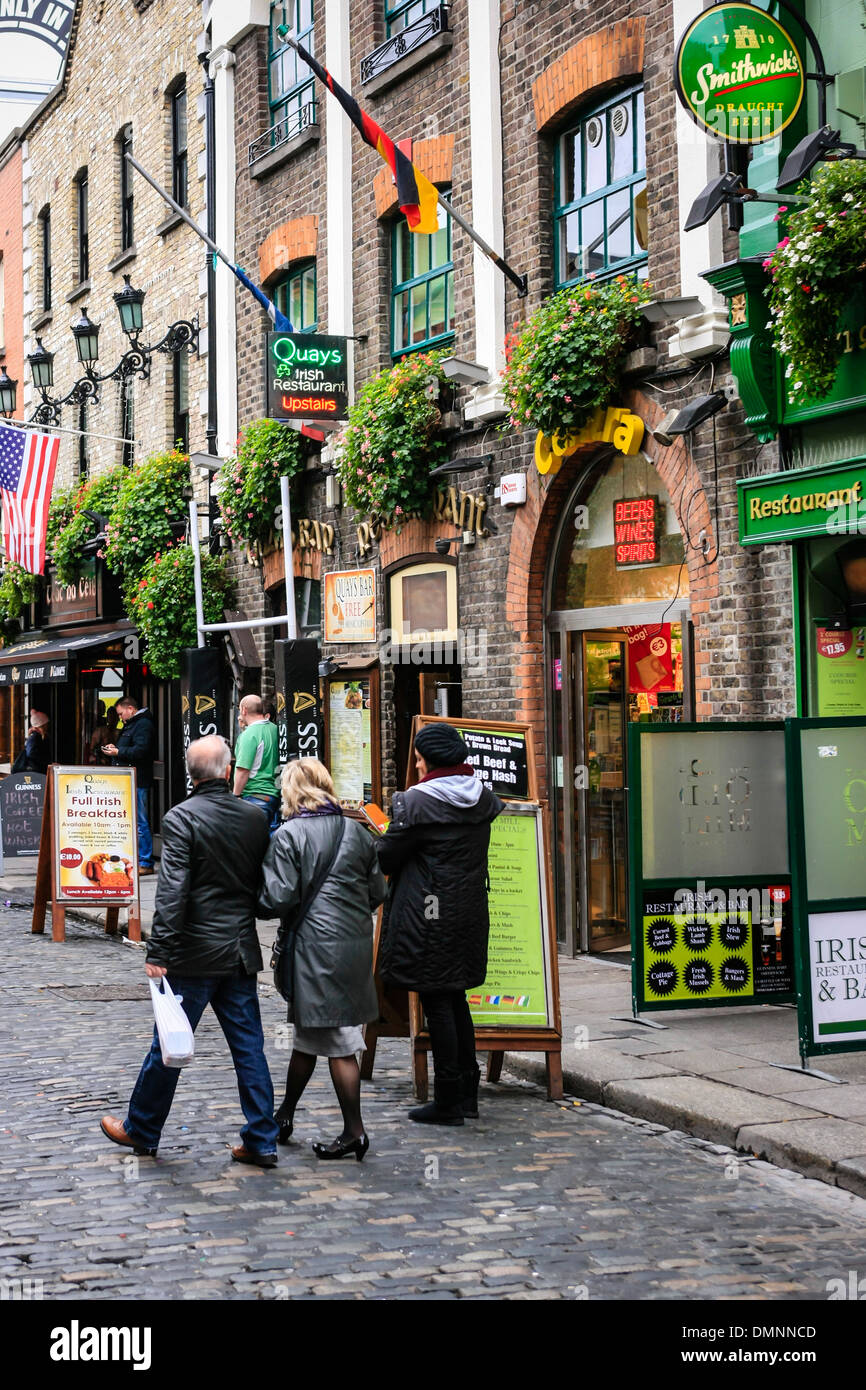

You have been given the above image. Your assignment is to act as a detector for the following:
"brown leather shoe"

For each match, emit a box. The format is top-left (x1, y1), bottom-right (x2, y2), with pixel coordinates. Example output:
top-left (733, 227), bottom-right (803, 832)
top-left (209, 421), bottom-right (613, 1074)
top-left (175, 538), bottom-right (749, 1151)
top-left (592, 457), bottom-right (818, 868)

top-left (138, 867), bottom-right (155, 877)
top-left (231, 1144), bottom-right (277, 1169)
top-left (100, 1114), bottom-right (157, 1156)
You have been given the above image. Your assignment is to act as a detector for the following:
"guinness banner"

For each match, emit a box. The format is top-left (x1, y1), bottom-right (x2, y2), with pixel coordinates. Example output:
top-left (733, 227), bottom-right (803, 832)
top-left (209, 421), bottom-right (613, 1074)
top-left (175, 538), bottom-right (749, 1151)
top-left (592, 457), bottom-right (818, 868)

top-left (274, 639), bottom-right (321, 764)
top-left (180, 647), bottom-right (225, 793)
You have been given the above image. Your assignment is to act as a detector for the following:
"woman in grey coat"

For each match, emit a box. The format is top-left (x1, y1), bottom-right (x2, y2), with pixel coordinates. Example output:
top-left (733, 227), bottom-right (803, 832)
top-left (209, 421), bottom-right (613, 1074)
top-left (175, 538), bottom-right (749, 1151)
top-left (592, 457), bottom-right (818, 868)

top-left (258, 757), bottom-right (386, 1161)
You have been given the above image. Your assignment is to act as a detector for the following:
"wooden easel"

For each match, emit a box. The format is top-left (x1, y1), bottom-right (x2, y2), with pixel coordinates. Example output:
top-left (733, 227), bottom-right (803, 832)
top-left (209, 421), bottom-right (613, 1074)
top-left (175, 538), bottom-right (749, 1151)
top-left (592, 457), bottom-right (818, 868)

top-left (360, 787), bottom-right (564, 1100)
top-left (31, 766), bottom-right (142, 943)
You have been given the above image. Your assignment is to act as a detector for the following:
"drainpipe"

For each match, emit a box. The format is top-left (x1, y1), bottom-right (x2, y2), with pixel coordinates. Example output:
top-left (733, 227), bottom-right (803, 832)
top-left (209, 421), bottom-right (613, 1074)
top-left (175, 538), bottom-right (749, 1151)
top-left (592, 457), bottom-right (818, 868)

top-left (198, 36), bottom-right (218, 457)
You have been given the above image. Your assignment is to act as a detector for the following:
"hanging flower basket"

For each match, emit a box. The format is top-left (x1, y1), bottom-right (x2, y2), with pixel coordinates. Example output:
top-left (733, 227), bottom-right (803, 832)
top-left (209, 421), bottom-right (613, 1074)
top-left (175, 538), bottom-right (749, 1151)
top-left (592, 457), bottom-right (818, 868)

top-left (502, 275), bottom-right (652, 437)
top-left (765, 160), bottom-right (866, 402)
top-left (336, 351), bottom-right (449, 524)
top-left (218, 418), bottom-right (305, 553)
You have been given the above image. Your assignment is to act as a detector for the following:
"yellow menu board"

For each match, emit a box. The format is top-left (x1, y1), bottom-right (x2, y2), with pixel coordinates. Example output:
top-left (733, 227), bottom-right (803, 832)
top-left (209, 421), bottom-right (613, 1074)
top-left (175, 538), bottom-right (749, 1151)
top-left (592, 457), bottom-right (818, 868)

top-left (52, 767), bottom-right (137, 902)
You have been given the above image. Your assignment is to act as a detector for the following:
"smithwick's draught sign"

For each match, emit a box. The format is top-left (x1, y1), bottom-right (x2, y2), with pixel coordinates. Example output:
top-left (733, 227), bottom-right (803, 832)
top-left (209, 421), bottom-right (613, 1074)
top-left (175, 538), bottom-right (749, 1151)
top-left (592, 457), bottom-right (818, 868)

top-left (675, 2), bottom-right (805, 144)
top-left (266, 332), bottom-right (349, 423)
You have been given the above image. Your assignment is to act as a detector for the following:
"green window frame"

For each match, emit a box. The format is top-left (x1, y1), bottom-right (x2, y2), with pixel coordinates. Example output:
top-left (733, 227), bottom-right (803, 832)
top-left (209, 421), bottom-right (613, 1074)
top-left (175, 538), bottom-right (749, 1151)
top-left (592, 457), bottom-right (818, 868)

top-left (268, 1), bottom-right (316, 146)
top-left (391, 201), bottom-right (454, 358)
top-left (274, 261), bottom-right (317, 333)
top-left (386, 0), bottom-right (438, 35)
top-left (554, 85), bottom-right (648, 287)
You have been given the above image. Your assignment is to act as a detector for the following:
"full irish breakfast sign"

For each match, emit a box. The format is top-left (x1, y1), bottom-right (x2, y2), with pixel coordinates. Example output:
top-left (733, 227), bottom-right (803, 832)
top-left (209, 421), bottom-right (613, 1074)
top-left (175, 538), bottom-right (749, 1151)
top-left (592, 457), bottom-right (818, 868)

top-left (267, 332), bottom-right (349, 423)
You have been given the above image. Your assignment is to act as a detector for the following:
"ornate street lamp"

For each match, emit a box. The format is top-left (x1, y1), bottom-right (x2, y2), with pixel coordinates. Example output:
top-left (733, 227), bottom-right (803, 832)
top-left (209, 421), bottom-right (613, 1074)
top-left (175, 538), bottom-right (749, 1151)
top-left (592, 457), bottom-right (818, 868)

top-left (71, 307), bottom-right (101, 365)
top-left (28, 338), bottom-right (55, 391)
top-left (113, 274), bottom-right (145, 337)
top-left (0, 364), bottom-right (18, 418)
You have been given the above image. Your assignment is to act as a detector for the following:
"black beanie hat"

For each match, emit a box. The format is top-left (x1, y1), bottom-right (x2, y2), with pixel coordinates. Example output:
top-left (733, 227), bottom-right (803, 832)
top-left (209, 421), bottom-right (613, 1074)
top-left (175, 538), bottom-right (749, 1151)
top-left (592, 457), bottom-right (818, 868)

top-left (414, 722), bottom-right (470, 768)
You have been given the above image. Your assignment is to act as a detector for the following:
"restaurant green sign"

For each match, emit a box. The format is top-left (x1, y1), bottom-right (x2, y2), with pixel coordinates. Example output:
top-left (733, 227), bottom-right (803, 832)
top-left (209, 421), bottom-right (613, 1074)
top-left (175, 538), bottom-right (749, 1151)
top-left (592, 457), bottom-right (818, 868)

top-left (738, 460), bottom-right (866, 545)
top-left (675, 2), bottom-right (805, 144)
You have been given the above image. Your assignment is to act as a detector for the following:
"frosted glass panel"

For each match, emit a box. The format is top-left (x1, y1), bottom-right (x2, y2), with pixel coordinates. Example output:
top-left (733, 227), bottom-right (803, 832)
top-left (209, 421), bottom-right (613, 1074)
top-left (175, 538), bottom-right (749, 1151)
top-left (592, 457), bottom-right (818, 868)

top-left (801, 726), bottom-right (866, 901)
top-left (640, 729), bottom-right (788, 880)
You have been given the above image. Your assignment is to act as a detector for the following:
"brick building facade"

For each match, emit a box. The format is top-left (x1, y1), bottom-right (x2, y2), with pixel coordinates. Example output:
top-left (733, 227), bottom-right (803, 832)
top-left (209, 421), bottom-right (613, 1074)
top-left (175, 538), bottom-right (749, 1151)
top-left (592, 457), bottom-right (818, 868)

top-left (201, 0), bottom-right (805, 954)
top-left (211, 0), bottom-right (797, 953)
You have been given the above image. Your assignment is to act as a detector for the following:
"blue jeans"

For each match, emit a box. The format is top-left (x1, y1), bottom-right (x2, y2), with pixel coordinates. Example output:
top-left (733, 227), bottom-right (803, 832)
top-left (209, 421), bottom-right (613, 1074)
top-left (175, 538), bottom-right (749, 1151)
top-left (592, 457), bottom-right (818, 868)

top-left (125, 972), bottom-right (278, 1154)
top-left (243, 792), bottom-right (280, 837)
top-left (137, 787), bottom-right (154, 868)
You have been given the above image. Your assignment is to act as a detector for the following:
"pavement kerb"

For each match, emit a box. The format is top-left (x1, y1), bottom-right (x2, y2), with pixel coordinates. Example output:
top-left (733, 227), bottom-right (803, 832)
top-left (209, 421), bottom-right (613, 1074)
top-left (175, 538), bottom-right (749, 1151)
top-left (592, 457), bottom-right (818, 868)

top-left (504, 1052), bottom-right (866, 1197)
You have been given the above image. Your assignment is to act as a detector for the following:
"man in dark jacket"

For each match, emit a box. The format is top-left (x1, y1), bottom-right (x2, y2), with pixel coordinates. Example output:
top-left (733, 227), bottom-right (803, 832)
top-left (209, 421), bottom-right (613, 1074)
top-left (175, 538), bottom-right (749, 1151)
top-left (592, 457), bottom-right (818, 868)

top-left (100, 735), bottom-right (279, 1166)
top-left (377, 723), bottom-right (502, 1126)
top-left (103, 695), bottom-right (156, 874)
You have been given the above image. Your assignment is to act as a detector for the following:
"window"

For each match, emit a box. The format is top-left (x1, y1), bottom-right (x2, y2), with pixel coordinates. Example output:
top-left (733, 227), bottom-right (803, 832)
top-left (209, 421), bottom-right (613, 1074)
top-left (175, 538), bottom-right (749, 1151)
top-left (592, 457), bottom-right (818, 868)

top-left (268, 1), bottom-right (315, 145)
top-left (274, 261), bottom-right (316, 332)
top-left (171, 82), bottom-right (188, 208)
top-left (119, 126), bottom-right (134, 251)
top-left (172, 351), bottom-right (189, 453)
top-left (78, 402), bottom-right (89, 479)
top-left (120, 378), bottom-right (134, 468)
top-left (0, 256), bottom-right (4, 350)
top-left (386, 0), bottom-right (437, 35)
top-left (75, 171), bottom-right (89, 284)
top-left (40, 207), bottom-right (51, 311)
top-left (555, 86), bottom-right (647, 286)
top-left (391, 200), bottom-right (453, 356)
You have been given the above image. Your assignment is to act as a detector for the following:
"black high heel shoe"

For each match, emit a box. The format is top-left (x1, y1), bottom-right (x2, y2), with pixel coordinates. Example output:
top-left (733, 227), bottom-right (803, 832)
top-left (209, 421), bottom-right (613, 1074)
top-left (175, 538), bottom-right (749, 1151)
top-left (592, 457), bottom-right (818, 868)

top-left (312, 1133), bottom-right (369, 1162)
top-left (275, 1114), bottom-right (294, 1145)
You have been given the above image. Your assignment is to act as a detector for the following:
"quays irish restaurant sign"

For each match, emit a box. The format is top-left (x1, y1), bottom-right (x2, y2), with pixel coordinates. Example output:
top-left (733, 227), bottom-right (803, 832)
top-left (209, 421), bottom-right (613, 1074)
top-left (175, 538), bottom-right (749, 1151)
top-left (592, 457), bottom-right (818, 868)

top-left (675, 2), bottom-right (804, 144)
top-left (267, 332), bottom-right (349, 423)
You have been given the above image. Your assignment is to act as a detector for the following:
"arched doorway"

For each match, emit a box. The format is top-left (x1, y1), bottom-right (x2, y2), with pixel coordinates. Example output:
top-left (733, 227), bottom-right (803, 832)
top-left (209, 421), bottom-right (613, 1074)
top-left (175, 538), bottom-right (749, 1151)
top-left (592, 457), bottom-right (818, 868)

top-left (546, 448), bottom-right (693, 955)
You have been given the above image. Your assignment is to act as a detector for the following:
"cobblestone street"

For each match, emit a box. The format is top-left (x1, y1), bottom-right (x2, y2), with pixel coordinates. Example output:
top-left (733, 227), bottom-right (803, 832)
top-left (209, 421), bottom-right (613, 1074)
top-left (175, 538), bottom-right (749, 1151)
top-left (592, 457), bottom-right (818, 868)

top-left (3, 908), bottom-right (866, 1303)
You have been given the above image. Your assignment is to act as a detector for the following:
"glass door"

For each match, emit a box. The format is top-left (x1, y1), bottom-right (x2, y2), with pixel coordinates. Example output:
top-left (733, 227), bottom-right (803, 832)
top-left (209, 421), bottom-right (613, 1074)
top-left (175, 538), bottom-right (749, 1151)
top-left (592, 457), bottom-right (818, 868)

top-left (580, 633), bottom-right (629, 950)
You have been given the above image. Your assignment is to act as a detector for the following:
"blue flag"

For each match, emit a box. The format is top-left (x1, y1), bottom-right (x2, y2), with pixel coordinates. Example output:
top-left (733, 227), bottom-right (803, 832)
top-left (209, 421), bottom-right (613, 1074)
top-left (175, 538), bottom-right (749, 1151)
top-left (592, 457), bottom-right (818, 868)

top-left (231, 264), bottom-right (292, 332)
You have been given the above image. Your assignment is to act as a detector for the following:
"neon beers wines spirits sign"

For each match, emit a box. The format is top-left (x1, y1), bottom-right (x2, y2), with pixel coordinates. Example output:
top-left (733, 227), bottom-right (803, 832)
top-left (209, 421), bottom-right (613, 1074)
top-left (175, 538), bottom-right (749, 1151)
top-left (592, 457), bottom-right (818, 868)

top-left (267, 333), bottom-right (349, 423)
top-left (675, 2), bottom-right (805, 144)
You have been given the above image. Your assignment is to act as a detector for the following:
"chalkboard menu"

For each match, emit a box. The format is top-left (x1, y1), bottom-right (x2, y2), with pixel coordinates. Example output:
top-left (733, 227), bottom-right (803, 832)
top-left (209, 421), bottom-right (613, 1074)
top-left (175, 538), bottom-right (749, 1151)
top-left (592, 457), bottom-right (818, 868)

top-left (408, 716), bottom-right (537, 801)
top-left (0, 772), bottom-right (46, 858)
top-left (463, 728), bottom-right (529, 799)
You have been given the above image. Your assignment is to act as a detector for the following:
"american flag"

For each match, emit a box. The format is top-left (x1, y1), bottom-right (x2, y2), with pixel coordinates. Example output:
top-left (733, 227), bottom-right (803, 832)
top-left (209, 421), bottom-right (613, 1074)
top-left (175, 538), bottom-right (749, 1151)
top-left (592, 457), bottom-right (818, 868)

top-left (0, 421), bottom-right (60, 575)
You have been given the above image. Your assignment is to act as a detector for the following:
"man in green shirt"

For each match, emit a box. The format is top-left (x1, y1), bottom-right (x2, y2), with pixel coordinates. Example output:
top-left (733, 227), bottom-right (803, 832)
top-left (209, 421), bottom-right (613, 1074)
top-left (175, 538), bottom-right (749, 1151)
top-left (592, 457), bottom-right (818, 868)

top-left (233, 694), bottom-right (280, 833)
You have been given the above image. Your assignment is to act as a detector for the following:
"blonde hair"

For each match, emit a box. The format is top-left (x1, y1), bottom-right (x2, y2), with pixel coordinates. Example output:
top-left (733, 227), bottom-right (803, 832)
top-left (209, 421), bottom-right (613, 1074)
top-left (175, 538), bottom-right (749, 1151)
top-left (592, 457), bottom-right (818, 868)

top-left (281, 757), bottom-right (339, 817)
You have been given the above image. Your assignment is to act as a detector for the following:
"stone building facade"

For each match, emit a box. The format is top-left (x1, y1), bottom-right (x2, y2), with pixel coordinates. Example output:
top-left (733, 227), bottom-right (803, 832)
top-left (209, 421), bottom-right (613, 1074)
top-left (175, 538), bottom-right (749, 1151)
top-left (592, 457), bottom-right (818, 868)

top-left (210, 0), bottom-right (799, 953)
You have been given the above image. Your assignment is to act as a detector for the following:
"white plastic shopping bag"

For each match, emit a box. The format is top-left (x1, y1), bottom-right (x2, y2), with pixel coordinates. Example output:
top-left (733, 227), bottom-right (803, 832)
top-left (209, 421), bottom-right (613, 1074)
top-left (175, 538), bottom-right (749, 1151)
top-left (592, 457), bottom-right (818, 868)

top-left (149, 977), bottom-right (195, 1068)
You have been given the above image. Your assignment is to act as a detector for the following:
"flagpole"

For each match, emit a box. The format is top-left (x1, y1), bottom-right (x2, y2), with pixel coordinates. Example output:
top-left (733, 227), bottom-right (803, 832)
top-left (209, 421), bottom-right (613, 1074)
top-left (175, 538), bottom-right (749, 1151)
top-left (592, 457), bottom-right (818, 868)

top-left (124, 153), bottom-right (236, 272)
top-left (435, 192), bottom-right (527, 298)
top-left (283, 35), bottom-right (528, 296)
top-left (4, 419), bottom-right (135, 446)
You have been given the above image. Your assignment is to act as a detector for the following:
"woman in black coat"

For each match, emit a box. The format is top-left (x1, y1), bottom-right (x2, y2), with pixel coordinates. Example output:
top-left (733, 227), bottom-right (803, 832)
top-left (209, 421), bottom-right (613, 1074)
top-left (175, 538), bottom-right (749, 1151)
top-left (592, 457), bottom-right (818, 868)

top-left (377, 723), bottom-right (502, 1126)
top-left (258, 758), bottom-right (387, 1161)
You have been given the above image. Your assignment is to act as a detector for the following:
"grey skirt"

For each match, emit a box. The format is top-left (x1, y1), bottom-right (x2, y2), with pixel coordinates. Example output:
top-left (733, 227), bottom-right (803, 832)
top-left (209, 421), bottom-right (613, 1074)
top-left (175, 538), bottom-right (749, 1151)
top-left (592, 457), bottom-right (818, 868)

top-left (291, 1024), bottom-right (366, 1057)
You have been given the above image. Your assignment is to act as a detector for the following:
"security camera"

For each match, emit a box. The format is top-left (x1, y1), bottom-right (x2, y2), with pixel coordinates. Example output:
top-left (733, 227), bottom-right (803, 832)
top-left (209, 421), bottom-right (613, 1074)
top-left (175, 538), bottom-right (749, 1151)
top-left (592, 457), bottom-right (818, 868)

top-left (434, 538), bottom-right (452, 555)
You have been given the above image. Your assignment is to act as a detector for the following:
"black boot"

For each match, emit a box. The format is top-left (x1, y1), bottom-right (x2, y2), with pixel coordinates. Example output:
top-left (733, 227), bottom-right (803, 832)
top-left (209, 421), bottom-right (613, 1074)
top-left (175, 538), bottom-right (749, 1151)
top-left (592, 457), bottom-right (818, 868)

top-left (461, 1063), bottom-right (481, 1118)
top-left (408, 1077), bottom-right (465, 1126)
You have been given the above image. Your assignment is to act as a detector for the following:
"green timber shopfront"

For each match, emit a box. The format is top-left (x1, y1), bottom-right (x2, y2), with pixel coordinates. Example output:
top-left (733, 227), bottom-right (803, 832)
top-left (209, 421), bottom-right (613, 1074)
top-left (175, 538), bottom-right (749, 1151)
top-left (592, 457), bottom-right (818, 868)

top-left (738, 458), bottom-right (866, 718)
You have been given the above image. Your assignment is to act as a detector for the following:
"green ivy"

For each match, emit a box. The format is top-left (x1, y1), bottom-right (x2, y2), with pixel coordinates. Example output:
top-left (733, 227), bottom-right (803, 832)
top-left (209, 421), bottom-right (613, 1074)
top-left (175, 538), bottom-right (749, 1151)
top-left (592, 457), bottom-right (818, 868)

top-left (765, 160), bottom-right (866, 402)
top-left (126, 545), bottom-right (233, 681)
top-left (104, 448), bottom-right (189, 586)
top-left (336, 351), bottom-right (449, 523)
top-left (49, 468), bottom-right (125, 586)
top-left (218, 419), bottom-right (304, 551)
top-left (502, 276), bottom-right (652, 437)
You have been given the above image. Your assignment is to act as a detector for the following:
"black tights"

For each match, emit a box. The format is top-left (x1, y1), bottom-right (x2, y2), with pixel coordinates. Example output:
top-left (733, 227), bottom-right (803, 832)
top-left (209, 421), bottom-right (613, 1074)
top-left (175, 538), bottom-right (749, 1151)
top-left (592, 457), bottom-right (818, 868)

top-left (276, 1049), bottom-right (365, 1140)
top-left (420, 990), bottom-right (478, 1086)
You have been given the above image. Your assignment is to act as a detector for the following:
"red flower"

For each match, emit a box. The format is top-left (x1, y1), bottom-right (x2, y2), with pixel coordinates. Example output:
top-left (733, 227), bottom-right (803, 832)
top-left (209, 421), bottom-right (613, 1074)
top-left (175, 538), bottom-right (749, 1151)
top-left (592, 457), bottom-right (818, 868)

top-left (146, 601), bottom-right (154, 610)
top-left (802, 284), bottom-right (811, 294)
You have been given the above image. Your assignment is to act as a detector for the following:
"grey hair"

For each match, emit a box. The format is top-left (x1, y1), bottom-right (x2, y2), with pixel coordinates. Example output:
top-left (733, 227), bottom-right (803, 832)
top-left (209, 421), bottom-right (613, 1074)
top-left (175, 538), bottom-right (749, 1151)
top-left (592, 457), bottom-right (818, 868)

top-left (187, 734), bottom-right (232, 782)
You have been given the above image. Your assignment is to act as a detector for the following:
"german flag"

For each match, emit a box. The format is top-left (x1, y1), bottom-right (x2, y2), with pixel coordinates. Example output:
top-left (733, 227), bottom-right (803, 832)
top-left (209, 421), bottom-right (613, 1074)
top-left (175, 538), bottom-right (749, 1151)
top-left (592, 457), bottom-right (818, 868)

top-left (293, 40), bottom-right (439, 235)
